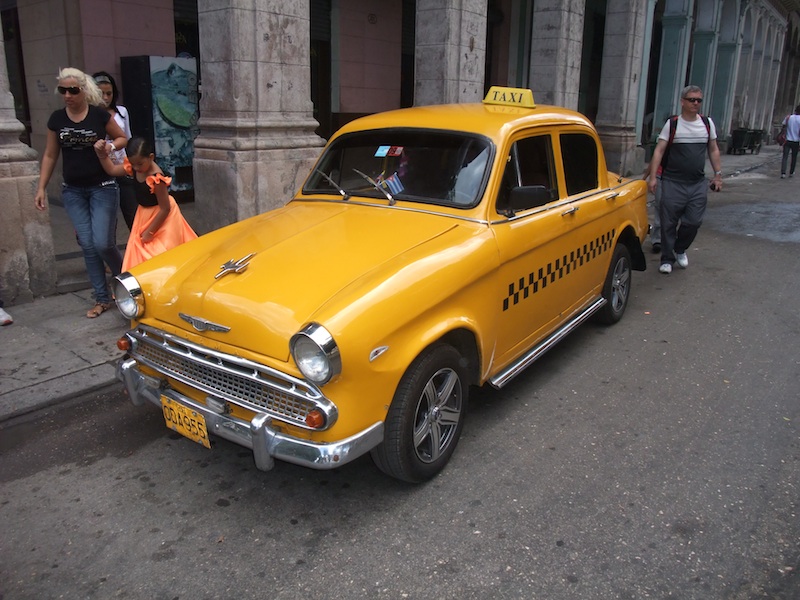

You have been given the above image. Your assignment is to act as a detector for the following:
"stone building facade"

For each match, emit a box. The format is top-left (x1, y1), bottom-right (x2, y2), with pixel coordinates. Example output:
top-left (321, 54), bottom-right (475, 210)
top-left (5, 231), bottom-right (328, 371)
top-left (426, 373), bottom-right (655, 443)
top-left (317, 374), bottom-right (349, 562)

top-left (1, 0), bottom-right (799, 303)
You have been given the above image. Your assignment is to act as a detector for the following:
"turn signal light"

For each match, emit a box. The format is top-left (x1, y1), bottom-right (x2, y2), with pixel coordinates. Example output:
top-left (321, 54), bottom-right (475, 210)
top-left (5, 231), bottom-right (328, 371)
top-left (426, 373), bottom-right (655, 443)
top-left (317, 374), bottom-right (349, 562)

top-left (117, 337), bottom-right (131, 351)
top-left (305, 409), bottom-right (326, 429)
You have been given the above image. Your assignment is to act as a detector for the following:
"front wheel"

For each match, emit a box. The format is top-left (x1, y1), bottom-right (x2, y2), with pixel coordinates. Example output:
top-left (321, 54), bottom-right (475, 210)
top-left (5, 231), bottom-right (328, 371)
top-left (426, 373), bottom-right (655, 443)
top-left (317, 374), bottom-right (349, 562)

top-left (595, 244), bottom-right (632, 324)
top-left (371, 344), bottom-right (468, 483)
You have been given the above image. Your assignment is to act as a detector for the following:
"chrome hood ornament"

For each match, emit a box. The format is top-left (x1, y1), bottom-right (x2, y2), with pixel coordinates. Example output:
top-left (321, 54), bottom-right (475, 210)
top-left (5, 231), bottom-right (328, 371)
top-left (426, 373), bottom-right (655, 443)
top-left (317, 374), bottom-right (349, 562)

top-left (215, 253), bottom-right (256, 279)
top-left (179, 313), bottom-right (231, 333)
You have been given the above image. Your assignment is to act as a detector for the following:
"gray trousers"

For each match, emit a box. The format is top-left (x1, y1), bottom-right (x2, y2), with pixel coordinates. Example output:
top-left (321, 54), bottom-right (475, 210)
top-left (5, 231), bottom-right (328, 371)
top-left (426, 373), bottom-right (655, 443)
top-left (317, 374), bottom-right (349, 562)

top-left (659, 178), bottom-right (708, 264)
top-left (649, 179), bottom-right (661, 245)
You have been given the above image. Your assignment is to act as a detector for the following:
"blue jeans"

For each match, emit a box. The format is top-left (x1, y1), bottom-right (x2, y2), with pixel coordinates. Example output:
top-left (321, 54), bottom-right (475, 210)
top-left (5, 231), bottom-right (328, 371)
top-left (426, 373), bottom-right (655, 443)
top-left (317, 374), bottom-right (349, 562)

top-left (781, 140), bottom-right (799, 176)
top-left (62, 181), bottom-right (122, 304)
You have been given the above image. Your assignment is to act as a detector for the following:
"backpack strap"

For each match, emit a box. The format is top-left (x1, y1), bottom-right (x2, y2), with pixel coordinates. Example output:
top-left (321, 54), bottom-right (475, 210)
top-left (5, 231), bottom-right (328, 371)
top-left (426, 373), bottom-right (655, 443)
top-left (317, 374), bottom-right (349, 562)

top-left (659, 115), bottom-right (680, 174)
top-left (668, 115), bottom-right (679, 146)
top-left (700, 114), bottom-right (711, 141)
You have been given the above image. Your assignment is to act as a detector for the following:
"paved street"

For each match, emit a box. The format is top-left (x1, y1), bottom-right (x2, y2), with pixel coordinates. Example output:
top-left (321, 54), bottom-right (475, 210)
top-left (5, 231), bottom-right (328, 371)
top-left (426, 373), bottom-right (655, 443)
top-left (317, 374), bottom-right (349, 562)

top-left (1, 160), bottom-right (798, 599)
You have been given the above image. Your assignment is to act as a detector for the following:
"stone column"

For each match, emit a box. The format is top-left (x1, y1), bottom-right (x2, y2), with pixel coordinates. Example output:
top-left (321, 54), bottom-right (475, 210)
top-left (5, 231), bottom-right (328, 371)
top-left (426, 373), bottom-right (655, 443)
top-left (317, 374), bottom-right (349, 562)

top-left (192, 0), bottom-right (325, 233)
top-left (757, 21), bottom-right (784, 131)
top-left (690, 31), bottom-right (718, 94)
top-left (594, 0), bottom-right (648, 177)
top-left (528, 0), bottom-right (585, 109)
top-left (414, 0), bottom-right (487, 106)
top-left (711, 41), bottom-right (739, 141)
top-left (688, 0), bottom-right (721, 97)
top-left (652, 0), bottom-right (695, 128)
top-left (748, 17), bottom-right (768, 128)
top-left (0, 36), bottom-right (55, 304)
top-left (733, 14), bottom-right (755, 128)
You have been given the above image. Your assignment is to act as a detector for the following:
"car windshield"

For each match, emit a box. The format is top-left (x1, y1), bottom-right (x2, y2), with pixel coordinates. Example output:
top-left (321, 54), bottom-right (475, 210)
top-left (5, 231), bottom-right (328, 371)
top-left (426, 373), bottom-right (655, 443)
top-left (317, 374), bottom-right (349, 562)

top-left (303, 129), bottom-right (493, 208)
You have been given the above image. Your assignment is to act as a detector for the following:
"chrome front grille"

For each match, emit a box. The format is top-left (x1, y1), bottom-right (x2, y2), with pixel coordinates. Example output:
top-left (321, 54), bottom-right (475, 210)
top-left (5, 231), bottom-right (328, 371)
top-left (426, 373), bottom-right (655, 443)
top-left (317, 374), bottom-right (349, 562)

top-left (126, 324), bottom-right (336, 430)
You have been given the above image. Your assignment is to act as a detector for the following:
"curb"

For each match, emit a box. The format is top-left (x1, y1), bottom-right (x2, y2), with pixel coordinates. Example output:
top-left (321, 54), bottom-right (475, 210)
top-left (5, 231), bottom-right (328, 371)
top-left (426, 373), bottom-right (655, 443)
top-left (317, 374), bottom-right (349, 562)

top-left (0, 363), bottom-right (120, 425)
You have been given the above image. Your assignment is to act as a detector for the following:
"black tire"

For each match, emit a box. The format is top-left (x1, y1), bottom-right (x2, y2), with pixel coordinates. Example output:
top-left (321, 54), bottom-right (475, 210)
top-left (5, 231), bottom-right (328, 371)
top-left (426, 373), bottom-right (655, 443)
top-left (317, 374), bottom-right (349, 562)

top-left (595, 243), bottom-right (632, 325)
top-left (371, 344), bottom-right (468, 483)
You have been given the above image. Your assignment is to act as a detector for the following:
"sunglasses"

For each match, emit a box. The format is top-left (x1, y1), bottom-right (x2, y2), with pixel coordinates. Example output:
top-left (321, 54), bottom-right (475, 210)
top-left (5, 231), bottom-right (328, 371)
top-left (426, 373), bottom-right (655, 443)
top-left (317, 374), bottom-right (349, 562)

top-left (57, 86), bottom-right (82, 95)
top-left (683, 97), bottom-right (703, 103)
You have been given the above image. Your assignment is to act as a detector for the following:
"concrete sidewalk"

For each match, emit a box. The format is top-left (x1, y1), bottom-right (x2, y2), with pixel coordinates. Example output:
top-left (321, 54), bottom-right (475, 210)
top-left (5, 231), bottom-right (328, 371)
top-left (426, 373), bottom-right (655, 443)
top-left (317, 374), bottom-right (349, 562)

top-left (0, 143), bottom-right (784, 424)
top-left (0, 289), bottom-right (129, 420)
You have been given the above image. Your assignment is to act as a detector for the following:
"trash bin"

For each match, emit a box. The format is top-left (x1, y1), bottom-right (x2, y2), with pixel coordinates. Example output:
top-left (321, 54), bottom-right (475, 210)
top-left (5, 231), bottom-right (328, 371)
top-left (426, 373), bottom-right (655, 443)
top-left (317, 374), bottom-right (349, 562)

top-left (730, 128), bottom-right (749, 154)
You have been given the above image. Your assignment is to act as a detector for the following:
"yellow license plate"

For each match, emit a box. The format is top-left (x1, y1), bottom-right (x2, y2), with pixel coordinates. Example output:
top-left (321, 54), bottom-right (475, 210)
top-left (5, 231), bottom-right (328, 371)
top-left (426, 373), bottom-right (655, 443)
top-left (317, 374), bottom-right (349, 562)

top-left (161, 396), bottom-right (211, 449)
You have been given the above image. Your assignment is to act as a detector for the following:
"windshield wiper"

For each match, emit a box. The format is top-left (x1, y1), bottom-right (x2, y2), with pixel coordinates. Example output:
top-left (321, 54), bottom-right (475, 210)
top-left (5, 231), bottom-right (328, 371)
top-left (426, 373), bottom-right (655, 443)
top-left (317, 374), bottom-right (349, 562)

top-left (314, 169), bottom-right (349, 200)
top-left (352, 168), bottom-right (395, 205)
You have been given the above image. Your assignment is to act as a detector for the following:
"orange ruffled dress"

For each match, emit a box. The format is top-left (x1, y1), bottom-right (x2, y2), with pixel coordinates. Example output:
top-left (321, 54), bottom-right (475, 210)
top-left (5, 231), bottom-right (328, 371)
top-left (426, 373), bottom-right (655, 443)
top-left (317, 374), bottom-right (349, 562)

top-left (122, 160), bottom-right (198, 271)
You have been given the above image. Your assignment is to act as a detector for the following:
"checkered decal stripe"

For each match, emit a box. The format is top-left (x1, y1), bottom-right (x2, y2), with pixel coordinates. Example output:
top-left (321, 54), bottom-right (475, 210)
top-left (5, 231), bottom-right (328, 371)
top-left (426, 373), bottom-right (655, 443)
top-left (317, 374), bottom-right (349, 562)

top-left (503, 229), bottom-right (616, 311)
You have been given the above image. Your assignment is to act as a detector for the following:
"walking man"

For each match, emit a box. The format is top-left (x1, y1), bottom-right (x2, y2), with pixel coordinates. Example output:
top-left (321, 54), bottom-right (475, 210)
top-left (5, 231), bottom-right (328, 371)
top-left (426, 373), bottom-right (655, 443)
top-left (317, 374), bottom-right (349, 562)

top-left (647, 85), bottom-right (723, 274)
top-left (780, 105), bottom-right (800, 178)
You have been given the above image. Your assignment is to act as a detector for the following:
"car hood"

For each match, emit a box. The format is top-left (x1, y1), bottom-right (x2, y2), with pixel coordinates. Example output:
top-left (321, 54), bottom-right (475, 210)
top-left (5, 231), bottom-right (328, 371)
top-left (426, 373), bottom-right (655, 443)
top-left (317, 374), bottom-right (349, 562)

top-left (134, 201), bottom-right (480, 360)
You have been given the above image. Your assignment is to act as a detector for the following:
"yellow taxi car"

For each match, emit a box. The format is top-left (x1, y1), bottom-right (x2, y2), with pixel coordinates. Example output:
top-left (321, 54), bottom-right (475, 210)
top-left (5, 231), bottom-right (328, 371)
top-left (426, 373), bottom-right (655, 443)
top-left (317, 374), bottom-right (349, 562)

top-left (114, 87), bottom-right (649, 482)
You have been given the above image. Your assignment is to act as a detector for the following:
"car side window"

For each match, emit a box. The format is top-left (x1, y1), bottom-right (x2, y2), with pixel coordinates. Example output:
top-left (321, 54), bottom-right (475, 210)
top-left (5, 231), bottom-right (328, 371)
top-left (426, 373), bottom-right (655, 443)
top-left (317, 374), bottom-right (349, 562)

top-left (516, 135), bottom-right (555, 189)
top-left (560, 132), bottom-right (599, 195)
top-left (496, 134), bottom-right (556, 215)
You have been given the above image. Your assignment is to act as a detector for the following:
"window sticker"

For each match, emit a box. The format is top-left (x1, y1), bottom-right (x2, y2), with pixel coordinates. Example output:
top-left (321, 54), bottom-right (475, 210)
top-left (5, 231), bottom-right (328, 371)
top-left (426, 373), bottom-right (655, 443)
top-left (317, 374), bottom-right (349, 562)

top-left (374, 145), bottom-right (404, 157)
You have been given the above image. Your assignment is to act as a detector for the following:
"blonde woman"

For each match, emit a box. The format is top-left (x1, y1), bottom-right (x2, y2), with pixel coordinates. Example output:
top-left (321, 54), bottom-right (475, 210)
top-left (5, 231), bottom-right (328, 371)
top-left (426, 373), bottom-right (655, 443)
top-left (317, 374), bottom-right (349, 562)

top-left (34, 68), bottom-right (128, 318)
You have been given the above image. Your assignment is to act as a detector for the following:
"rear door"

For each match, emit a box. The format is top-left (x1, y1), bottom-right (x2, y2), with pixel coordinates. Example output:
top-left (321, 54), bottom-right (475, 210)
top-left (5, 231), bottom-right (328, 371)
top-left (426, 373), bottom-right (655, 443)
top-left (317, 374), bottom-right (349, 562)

top-left (490, 128), bottom-right (615, 373)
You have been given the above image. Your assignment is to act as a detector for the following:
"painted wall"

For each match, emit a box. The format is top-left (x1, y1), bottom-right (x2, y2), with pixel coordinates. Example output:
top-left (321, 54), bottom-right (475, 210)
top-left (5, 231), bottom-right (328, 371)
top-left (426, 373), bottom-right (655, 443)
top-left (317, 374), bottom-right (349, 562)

top-left (335, 0), bottom-right (402, 114)
top-left (19, 0), bottom-right (175, 162)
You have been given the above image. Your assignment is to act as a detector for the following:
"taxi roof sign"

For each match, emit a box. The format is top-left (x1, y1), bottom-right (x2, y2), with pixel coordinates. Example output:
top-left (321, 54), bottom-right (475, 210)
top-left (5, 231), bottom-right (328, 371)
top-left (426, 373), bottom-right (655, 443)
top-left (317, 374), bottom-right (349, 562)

top-left (483, 86), bottom-right (536, 109)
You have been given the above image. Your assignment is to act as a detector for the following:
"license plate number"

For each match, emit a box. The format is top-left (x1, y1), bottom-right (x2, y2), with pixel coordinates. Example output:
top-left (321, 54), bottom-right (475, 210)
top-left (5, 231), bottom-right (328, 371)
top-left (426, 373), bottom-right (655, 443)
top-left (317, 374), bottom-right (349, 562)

top-left (161, 396), bottom-right (211, 449)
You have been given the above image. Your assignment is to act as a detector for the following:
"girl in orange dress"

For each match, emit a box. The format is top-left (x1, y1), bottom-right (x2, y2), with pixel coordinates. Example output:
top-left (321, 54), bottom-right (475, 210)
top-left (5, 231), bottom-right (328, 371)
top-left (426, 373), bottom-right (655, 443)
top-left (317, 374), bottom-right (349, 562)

top-left (94, 136), bottom-right (197, 271)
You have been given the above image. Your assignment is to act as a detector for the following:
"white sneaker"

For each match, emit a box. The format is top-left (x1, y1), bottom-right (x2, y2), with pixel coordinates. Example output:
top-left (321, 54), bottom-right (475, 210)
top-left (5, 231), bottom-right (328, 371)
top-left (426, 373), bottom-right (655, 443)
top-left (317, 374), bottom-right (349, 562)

top-left (675, 252), bottom-right (689, 268)
top-left (659, 263), bottom-right (672, 274)
top-left (0, 307), bottom-right (12, 326)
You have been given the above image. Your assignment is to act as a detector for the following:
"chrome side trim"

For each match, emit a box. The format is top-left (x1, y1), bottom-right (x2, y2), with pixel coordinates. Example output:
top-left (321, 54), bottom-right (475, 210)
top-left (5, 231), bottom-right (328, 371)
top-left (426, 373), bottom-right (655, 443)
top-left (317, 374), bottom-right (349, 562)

top-left (489, 183), bottom-right (635, 225)
top-left (116, 358), bottom-right (384, 472)
top-left (489, 296), bottom-right (606, 389)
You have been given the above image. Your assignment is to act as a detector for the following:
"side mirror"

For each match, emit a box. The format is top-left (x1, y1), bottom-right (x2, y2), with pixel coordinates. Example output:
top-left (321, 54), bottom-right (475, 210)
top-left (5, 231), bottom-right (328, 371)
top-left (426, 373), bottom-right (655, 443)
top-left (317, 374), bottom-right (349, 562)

top-left (508, 185), bottom-right (553, 212)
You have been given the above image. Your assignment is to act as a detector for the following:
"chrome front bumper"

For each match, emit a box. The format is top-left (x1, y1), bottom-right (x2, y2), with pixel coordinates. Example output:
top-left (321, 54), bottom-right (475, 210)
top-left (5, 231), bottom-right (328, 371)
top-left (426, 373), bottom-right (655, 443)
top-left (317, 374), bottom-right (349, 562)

top-left (117, 357), bottom-right (384, 472)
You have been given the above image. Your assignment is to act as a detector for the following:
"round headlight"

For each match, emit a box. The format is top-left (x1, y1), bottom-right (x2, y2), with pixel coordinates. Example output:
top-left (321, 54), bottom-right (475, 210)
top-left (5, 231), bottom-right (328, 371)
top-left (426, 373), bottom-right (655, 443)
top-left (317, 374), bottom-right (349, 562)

top-left (113, 273), bottom-right (145, 319)
top-left (290, 323), bottom-right (341, 386)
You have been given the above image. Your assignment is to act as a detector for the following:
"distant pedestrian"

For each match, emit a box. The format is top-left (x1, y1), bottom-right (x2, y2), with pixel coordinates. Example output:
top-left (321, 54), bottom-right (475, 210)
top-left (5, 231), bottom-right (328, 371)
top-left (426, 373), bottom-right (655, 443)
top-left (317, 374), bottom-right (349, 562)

top-left (93, 71), bottom-right (137, 229)
top-left (34, 67), bottom-right (128, 318)
top-left (646, 85), bottom-right (723, 274)
top-left (780, 105), bottom-right (800, 178)
top-left (0, 299), bottom-right (12, 326)
top-left (642, 165), bottom-right (662, 254)
top-left (94, 136), bottom-right (197, 271)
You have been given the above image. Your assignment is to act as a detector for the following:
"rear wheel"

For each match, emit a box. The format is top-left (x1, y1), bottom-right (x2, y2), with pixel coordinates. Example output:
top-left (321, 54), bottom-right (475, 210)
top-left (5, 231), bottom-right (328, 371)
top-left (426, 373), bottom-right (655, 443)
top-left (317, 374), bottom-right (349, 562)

top-left (595, 244), bottom-right (632, 324)
top-left (372, 344), bottom-right (468, 483)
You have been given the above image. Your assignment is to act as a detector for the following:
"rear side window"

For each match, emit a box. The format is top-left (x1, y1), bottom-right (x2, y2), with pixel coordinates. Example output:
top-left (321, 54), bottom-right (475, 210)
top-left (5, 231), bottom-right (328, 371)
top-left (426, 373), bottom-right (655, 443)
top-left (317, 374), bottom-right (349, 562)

top-left (560, 133), bottom-right (598, 196)
top-left (516, 135), bottom-right (555, 190)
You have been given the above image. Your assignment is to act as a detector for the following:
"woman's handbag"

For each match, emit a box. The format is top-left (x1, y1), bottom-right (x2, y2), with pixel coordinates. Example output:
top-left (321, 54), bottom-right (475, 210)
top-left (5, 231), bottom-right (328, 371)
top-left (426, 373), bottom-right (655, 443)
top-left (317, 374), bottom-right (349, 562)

top-left (776, 119), bottom-right (788, 146)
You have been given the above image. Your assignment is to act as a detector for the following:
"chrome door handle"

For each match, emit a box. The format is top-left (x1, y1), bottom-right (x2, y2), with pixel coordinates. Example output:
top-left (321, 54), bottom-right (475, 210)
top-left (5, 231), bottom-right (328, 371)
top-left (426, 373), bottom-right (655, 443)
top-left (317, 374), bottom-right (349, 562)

top-left (561, 206), bottom-right (579, 216)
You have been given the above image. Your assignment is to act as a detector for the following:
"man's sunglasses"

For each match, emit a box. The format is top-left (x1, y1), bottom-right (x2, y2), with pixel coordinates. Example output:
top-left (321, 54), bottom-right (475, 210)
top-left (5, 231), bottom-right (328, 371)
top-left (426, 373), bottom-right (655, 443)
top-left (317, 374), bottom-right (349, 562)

top-left (683, 97), bottom-right (703, 103)
top-left (57, 86), bottom-right (82, 95)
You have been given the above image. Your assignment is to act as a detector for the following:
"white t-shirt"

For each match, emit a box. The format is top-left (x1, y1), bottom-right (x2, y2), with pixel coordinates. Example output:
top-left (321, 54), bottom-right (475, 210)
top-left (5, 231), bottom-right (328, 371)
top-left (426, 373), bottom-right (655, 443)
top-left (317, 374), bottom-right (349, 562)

top-left (782, 114), bottom-right (800, 143)
top-left (657, 115), bottom-right (717, 182)
top-left (109, 105), bottom-right (132, 164)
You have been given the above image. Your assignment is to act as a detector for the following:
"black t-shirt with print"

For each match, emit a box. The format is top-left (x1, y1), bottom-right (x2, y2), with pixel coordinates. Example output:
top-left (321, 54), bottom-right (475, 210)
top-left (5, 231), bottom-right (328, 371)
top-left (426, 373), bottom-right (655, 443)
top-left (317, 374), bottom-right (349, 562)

top-left (47, 105), bottom-right (111, 186)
